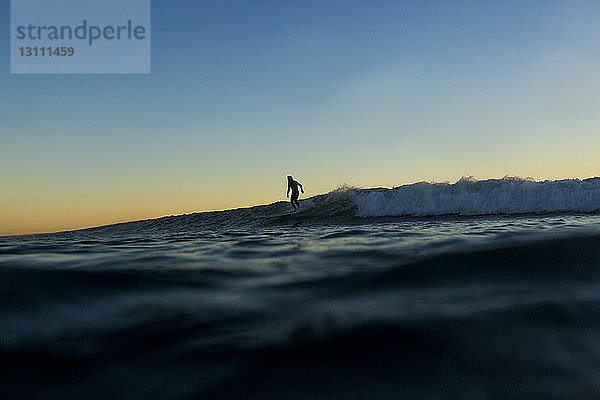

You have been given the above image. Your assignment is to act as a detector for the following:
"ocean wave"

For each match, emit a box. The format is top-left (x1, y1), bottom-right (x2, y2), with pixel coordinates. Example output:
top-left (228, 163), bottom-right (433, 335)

top-left (10, 177), bottom-right (598, 237)
top-left (219, 176), bottom-right (600, 224)
top-left (352, 176), bottom-right (600, 217)
top-left (260, 176), bottom-right (600, 224)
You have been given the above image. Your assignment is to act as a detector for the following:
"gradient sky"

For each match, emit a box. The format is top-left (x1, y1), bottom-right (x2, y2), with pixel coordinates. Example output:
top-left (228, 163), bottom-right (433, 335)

top-left (2, 0), bottom-right (600, 235)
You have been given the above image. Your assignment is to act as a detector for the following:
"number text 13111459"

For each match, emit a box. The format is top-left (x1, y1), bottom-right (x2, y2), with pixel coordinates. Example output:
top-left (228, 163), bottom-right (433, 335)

top-left (19, 47), bottom-right (75, 56)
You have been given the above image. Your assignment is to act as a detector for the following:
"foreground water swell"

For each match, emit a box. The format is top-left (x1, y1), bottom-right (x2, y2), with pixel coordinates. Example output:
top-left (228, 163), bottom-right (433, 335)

top-left (2, 214), bottom-right (600, 399)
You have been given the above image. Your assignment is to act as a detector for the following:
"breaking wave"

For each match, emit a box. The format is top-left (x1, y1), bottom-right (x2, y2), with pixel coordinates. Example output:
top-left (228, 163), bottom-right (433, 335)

top-left (285, 176), bottom-right (600, 221)
top-left (49, 176), bottom-right (600, 236)
top-left (351, 176), bottom-right (600, 217)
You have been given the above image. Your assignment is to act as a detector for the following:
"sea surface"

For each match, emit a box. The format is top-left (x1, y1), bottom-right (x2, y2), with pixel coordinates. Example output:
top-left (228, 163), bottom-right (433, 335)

top-left (2, 178), bottom-right (600, 399)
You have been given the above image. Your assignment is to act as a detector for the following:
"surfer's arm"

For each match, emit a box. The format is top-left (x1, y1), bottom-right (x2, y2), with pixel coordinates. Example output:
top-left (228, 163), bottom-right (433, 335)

top-left (286, 185), bottom-right (290, 197)
top-left (299, 183), bottom-right (304, 194)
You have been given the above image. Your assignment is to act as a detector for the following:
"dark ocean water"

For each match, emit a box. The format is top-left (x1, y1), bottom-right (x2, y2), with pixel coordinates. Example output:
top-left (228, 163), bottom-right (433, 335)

top-left (3, 181), bottom-right (600, 399)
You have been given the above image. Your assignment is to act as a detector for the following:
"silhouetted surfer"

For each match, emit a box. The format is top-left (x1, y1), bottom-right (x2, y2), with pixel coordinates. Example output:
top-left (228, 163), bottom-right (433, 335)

top-left (287, 175), bottom-right (304, 211)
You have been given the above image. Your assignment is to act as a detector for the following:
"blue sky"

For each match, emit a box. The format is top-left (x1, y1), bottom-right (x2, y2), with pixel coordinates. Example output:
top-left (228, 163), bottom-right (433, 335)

top-left (2, 0), bottom-right (600, 234)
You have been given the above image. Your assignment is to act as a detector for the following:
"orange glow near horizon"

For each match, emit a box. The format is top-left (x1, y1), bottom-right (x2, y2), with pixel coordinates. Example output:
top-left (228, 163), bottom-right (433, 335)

top-left (3, 169), bottom-right (599, 236)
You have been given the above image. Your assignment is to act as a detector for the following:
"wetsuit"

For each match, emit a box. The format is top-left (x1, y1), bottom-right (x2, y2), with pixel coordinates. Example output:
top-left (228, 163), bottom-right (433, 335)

top-left (287, 179), bottom-right (303, 210)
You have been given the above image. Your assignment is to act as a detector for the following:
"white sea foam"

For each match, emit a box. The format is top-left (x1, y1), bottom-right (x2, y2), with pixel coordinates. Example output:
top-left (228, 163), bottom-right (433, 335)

top-left (352, 176), bottom-right (600, 217)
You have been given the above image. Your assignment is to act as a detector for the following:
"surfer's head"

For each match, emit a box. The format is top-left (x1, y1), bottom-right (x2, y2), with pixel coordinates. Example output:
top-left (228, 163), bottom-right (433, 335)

top-left (287, 175), bottom-right (293, 182)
